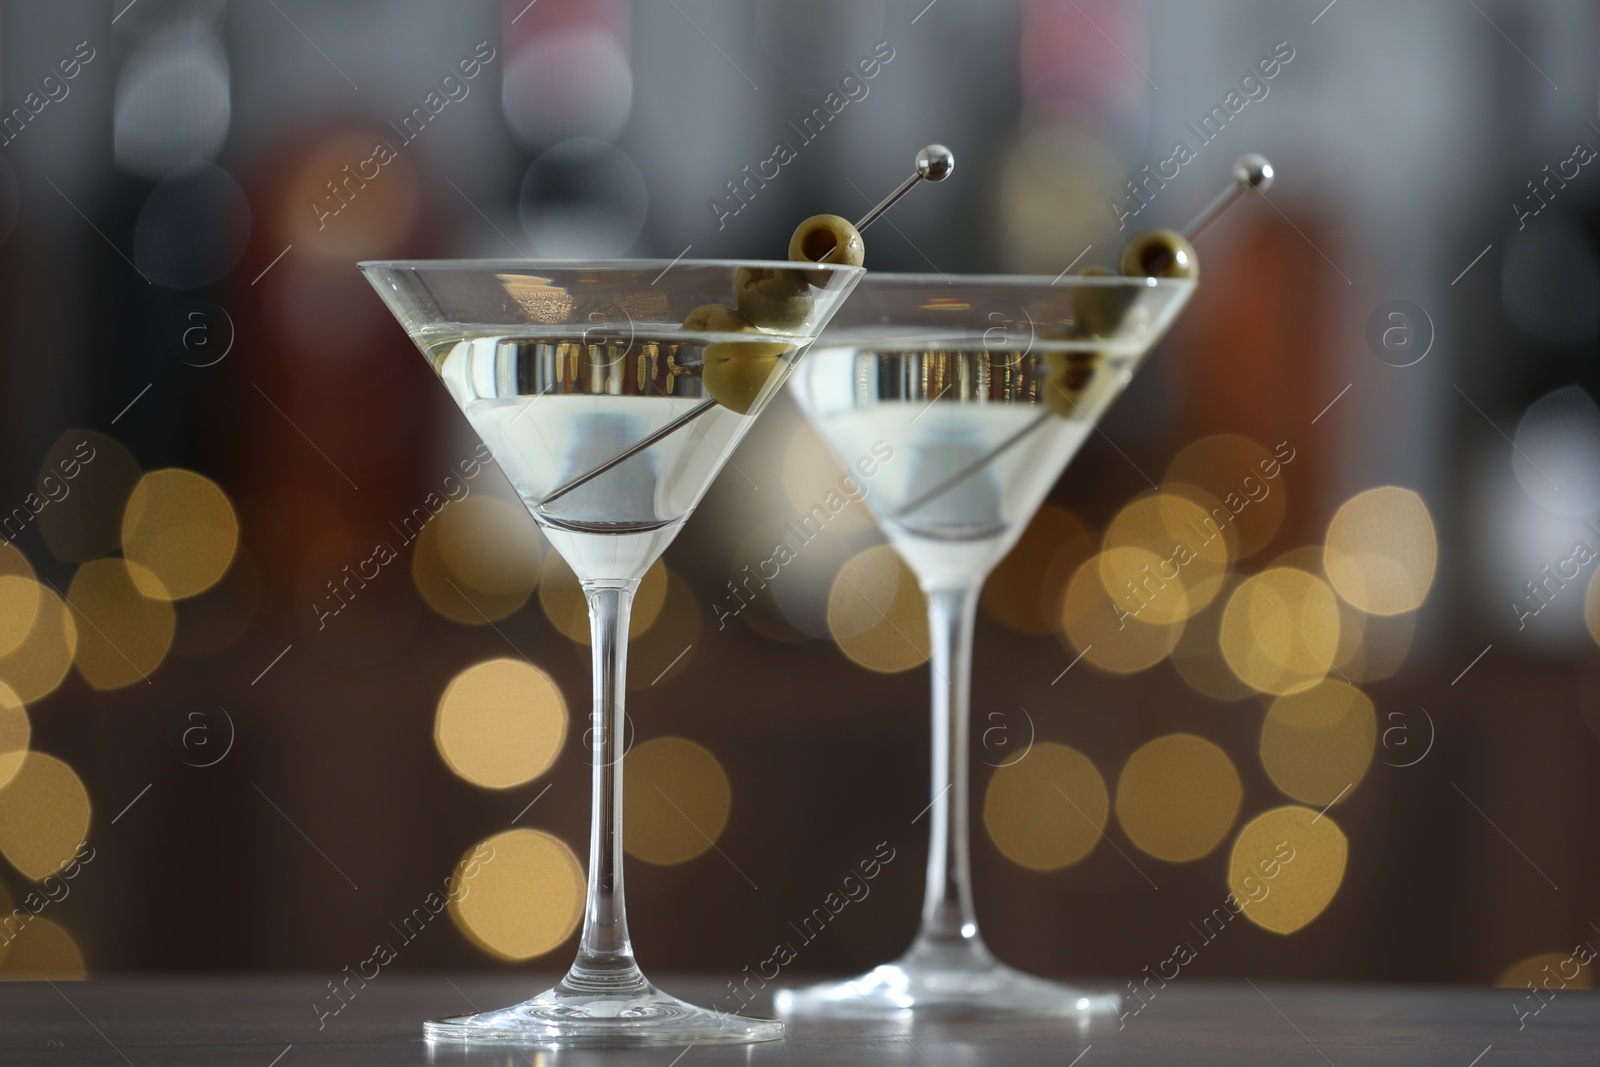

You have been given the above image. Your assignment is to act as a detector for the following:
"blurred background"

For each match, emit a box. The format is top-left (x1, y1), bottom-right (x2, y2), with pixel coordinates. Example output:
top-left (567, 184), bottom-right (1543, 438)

top-left (0, 0), bottom-right (1597, 1002)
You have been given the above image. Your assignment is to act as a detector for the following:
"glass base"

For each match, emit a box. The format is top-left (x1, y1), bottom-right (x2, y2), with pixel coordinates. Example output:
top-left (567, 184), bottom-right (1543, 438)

top-left (424, 981), bottom-right (784, 1048)
top-left (775, 948), bottom-right (1119, 1019)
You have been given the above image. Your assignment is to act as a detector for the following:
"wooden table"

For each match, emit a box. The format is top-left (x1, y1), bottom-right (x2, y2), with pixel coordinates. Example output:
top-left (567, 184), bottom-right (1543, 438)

top-left (2, 976), bottom-right (1594, 1064)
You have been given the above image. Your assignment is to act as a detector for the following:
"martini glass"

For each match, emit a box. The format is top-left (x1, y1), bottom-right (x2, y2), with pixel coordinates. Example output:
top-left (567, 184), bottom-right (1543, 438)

top-left (361, 258), bottom-right (864, 1046)
top-left (780, 272), bottom-right (1195, 1017)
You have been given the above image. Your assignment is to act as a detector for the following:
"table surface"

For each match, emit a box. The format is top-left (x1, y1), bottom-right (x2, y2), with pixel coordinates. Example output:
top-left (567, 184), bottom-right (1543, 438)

top-left (0, 975), bottom-right (1594, 1065)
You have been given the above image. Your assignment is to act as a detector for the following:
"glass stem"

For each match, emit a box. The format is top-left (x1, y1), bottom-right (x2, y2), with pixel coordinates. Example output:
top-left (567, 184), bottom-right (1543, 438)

top-left (558, 579), bottom-right (650, 997)
top-left (908, 581), bottom-right (994, 968)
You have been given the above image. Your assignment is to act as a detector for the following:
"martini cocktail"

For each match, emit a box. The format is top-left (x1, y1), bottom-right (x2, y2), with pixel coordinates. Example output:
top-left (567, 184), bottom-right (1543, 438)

top-left (362, 259), bottom-right (864, 1045)
top-left (781, 271), bottom-right (1195, 1016)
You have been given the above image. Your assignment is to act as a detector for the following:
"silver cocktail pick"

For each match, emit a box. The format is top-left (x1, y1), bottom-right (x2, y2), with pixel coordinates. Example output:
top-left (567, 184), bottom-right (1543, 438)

top-left (889, 154), bottom-right (1274, 522)
top-left (536, 146), bottom-right (955, 510)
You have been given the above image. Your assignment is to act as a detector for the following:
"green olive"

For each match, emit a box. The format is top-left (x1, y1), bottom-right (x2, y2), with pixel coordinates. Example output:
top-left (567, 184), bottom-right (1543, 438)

top-left (1071, 265), bottom-right (1137, 338)
top-left (788, 213), bottom-right (865, 267)
top-left (1118, 229), bottom-right (1199, 279)
top-left (732, 267), bottom-right (812, 331)
top-left (683, 302), bottom-right (755, 333)
top-left (1039, 351), bottom-right (1100, 418)
top-left (702, 340), bottom-right (793, 414)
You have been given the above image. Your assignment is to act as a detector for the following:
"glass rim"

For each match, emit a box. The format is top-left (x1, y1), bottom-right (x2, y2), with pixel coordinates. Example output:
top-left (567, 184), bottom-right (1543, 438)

top-left (356, 257), bottom-right (867, 275)
top-left (840, 271), bottom-right (1196, 291)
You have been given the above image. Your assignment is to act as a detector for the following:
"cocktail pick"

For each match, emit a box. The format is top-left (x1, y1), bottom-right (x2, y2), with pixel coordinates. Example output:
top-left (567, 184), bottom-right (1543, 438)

top-left (536, 146), bottom-right (956, 511)
top-left (889, 154), bottom-right (1273, 522)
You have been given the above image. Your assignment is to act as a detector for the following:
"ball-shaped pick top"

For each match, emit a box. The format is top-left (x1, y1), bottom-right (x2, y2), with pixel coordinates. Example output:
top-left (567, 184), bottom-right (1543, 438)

top-left (1233, 152), bottom-right (1274, 191)
top-left (1119, 229), bottom-right (1199, 280)
top-left (916, 144), bottom-right (955, 182)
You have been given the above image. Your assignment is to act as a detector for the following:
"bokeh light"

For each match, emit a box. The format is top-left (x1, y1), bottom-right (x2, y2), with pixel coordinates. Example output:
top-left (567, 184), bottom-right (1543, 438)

top-left (1510, 385), bottom-right (1600, 516)
top-left (1062, 554), bottom-right (1183, 674)
top-left (827, 546), bottom-right (929, 673)
top-left (0, 577), bottom-right (41, 660)
top-left (67, 559), bottom-right (175, 690)
top-left (1229, 806), bottom-right (1347, 934)
top-left (0, 586), bottom-right (78, 704)
top-left (1165, 435), bottom-right (1287, 558)
top-left (781, 426), bottom-right (876, 538)
top-left (503, 26), bottom-right (632, 148)
top-left (983, 505), bottom-right (1095, 634)
top-left (1585, 569), bottom-right (1600, 650)
top-left (1115, 734), bottom-right (1242, 862)
top-left (1220, 568), bottom-right (1341, 695)
top-left (0, 684), bottom-right (29, 789)
top-left (0, 752), bottom-right (91, 880)
top-left (0, 918), bottom-right (85, 980)
top-left (1259, 681), bottom-right (1376, 806)
top-left (435, 659), bottom-right (566, 790)
top-left (626, 572), bottom-right (702, 690)
top-left (113, 24), bottom-right (231, 180)
top-left (624, 737), bottom-right (731, 866)
top-left (414, 496), bottom-right (543, 624)
top-left (1102, 490), bottom-right (1232, 622)
top-left (540, 554), bottom-right (666, 643)
top-left (984, 742), bottom-right (1107, 871)
top-left (1496, 951), bottom-right (1593, 990)
top-left (121, 469), bottom-right (239, 599)
top-left (1170, 577), bottom-right (1256, 702)
top-left (449, 829), bottom-right (584, 961)
top-left (36, 432), bottom-right (140, 564)
top-left (1323, 487), bottom-right (1438, 616)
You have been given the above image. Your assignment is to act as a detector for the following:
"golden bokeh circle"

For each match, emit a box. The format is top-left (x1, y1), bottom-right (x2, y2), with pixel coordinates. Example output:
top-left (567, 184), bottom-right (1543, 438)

top-left (982, 505), bottom-right (1094, 634)
top-left (1496, 951), bottom-right (1593, 990)
top-left (1165, 435), bottom-right (1288, 558)
top-left (121, 469), bottom-right (239, 599)
top-left (0, 684), bottom-right (28, 790)
top-left (1115, 734), bottom-right (1242, 862)
top-left (1061, 554), bottom-right (1183, 674)
top-left (1219, 568), bottom-right (1340, 695)
top-left (984, 742), bottom-right (1107, 871)
top-left (449, 829), bottom-right (584, 961)
top-left (1229, 806), bottom-right (1347, 934)
top-left (435, 659), bottom-right (567, 790)
top-left (539, 554), bottom-right (667, 643)
top-left (1102, 491), bottom-right (1232, 622)
top-left (37, 431), bottom-right (141, 564)
top-left (0, 917), bottom-right (85, 979)
top-left (414, 497), bottom-right (543, 624)
top-left (0, 752), bottom-right (91, 881)
top-left (626, 572), bottom-right (703, 690)
top-left (0, 585), bottom-right (77, 704)
top-left (1585, 569), bottom-right (1600, 651)
top-left (1323, 487), bottom-right (1437, 616)
top-left (624, 737), bottom-right (732, 866)
top-left (1260, 680), bottom-right (1376, 806)
top-left (827, 546), bottom-right (929, 674)
top-left (1170, 577), bottom-right (1256, 702)
top-left (781, 426), bottom-right (874, 537)
top-left (67, 559), bottom-right (176, 690)
top-left (0, 577), bottom-right (41, 660)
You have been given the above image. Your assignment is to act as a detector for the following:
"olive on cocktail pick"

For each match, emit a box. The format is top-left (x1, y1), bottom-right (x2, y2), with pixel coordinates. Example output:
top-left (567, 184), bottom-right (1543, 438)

top-left (1118, 228), bottom-right (1199, 280)
top-left (1072, 264), bottom-right (1138, 338)
top-left (1117, 153), bottom-right (1276, 280)
top-left (1039, 350), bottom-right (1100, 417)
top-left (682, 303), bottom-right (791, 414)
top-left (711, 144), bottom-right (956, 410)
